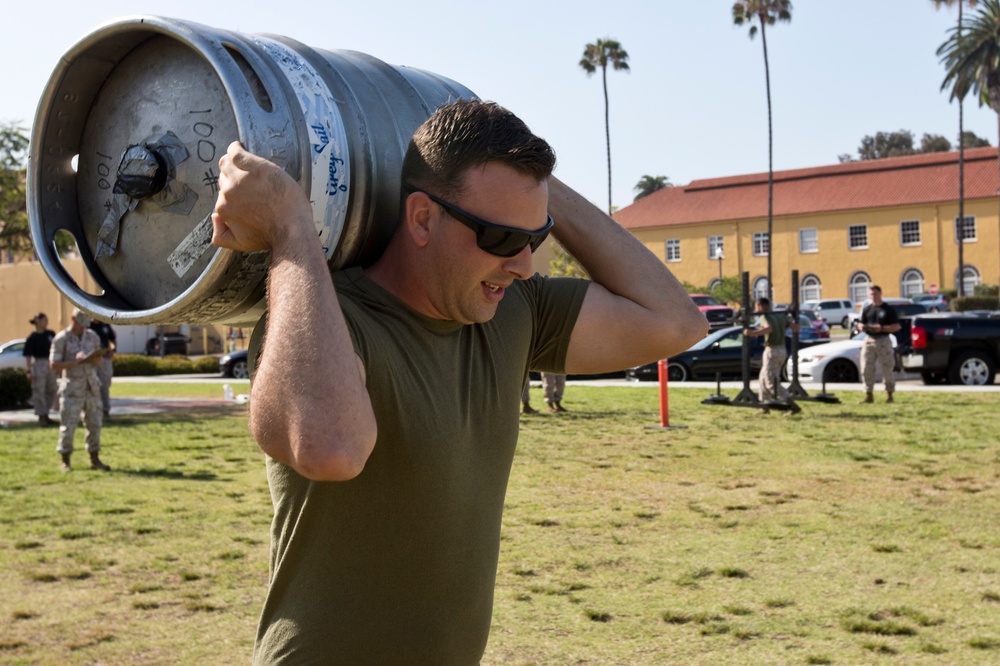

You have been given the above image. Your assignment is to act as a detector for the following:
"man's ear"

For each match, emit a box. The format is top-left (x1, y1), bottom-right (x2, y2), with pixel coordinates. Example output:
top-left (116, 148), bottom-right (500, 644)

top-left (403, 191), bottom-right (433, 249)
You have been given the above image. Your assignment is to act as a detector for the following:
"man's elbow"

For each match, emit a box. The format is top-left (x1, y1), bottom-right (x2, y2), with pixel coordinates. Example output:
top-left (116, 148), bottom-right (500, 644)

top-left (252, 417), bottom-right (377, 482)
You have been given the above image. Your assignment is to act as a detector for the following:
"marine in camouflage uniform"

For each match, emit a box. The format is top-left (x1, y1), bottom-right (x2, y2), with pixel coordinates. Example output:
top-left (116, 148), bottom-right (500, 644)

top-left (855, 286), bottom-right (900, 403)
top-left (49, 308), bottom-right (110, 472)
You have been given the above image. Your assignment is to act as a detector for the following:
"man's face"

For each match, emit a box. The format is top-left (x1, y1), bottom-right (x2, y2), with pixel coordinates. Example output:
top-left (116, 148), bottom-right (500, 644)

top-left (869, 288), bottom-right (882, 303)
top-left (421, 162), bottom-right (548, 324)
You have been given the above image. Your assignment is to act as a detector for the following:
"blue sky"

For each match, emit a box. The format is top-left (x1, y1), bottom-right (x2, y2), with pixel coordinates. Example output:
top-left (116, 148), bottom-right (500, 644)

top-left (5, 0), bottom-right (994, 212)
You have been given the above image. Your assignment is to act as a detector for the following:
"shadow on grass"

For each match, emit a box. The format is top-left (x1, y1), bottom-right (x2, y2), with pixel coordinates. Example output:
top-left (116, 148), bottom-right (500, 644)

top-left (117, 468), bottom-right (223, 482)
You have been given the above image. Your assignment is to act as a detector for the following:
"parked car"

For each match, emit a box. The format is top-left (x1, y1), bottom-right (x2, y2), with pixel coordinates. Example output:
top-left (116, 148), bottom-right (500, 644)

top-left (801, 299), bottom-right (856, 329)
top-left (789, 332), bottom-right (898, 384)
top-left (145, 333), bottom-right (190, 356)
top-left (846, 300), bottom-right (928, 331)
top-left (902, 312), bottom-right (1000, 385)
top-left (0, 339), bottom-right (27, 371)
top-left (626, 325), bottom-right (783, 382)
top-left (911, 293), bottom-right (950, 312)
top-left (219, 349), bottom-right (249, 379)
top-left (690, 293), bottom-right (736, 331)
top-left (795, 310), bottom-right (831, 344)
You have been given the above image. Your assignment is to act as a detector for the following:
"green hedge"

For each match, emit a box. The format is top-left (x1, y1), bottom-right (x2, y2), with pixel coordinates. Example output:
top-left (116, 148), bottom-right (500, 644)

top-left (951, 296), bottom-right (1000, 312)
top-left (113, 354), bottom-right (221, 377)
top-left (0, 369), bottom-right (31, 411)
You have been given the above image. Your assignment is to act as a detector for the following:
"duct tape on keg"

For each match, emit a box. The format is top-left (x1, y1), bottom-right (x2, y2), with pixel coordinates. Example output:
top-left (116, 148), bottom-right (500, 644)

top-left (253, 36), bottom-right (349, 261)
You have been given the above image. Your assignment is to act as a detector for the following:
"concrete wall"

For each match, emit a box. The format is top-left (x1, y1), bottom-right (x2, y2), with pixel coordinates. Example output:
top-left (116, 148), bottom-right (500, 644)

top-left (0, 257), bottom-right (238, 353)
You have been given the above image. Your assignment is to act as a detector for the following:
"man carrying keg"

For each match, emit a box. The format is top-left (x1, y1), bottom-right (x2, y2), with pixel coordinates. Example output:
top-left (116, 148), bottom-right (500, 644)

top-left (212, 99), bottom-right (708, 664)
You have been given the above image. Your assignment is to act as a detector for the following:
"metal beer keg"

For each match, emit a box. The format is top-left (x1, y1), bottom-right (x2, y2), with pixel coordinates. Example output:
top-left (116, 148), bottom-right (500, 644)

top-left (28, 16), bottom-right (474, 325)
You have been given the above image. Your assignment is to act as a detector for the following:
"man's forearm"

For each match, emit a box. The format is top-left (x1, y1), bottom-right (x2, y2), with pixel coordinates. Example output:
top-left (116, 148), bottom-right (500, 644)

top-left (249, 221), bottom-right (378, 481)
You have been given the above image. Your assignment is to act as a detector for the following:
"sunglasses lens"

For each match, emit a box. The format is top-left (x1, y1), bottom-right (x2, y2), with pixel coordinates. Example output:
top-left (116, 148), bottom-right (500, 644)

top-left (478, 229), bottom-right (529, 257)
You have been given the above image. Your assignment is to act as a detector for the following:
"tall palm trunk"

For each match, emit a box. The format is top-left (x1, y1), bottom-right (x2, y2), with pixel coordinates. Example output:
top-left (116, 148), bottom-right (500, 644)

top-left (760, 17), bottom-right (775, 301)
top-left (602, 65), bottom-right (613, 215)
top-left (957, 1), bottom-right (966, 297)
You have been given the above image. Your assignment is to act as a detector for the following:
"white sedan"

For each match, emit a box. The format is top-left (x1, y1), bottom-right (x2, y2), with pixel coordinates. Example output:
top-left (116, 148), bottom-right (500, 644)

top-left (0, 339), bottom-right (27, 371)
top-left (788, 333), bottom-right (896, 384)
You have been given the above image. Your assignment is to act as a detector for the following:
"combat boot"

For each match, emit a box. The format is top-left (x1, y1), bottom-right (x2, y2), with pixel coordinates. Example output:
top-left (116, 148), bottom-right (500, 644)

top-left (60, 453), bottom-right (72, 472)
top-left (886, 392), bottom-right (894, 403)
top-left (89, 452), bottom-right (111, 472)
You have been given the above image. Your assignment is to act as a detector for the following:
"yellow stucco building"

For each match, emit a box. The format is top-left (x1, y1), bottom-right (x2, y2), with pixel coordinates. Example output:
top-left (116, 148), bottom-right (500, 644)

top-left (613, 147), bottom-right (1000, 305)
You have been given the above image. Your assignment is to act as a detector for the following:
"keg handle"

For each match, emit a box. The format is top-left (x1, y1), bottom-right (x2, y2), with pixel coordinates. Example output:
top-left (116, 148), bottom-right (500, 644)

top-left (95, 131), bottom-right (195, 259)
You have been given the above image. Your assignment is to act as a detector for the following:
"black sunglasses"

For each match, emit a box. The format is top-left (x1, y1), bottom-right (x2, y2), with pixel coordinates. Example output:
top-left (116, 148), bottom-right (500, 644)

top-left (406, 187), bottom-right (553, 257)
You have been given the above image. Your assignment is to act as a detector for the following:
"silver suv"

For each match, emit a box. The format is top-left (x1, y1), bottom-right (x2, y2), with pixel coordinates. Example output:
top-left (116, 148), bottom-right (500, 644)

top-left (801, 298), bottom-right (856, 329)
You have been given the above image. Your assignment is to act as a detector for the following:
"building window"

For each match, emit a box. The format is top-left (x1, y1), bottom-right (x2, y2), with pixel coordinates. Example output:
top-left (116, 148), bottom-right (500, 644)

top-left (799, 228), bottom-right (818, 253)
top-left (708, 235), bottom-right (723, 259)
top-left (848, 224), bottom-right (868, 250)
top-left (955, 216), bottom-right (977, 243)
top-left (752, 232), bottom-right (769, 257)
top-left (708, 278), bottom-right (722, 293)
top-left (956, 265), bottom-right (981, 294)
top-left (800, 274), bottom-right (821, 302)
top-left (900, 220), bottom-right (920, 246)
top-left (752, 276), bottom-right (770, 301)
top-left (900, 268), bottom-right (924, 298)
top-left (665, 239), bottom-right (681, 262)
top-left (849, 271), bottom-right (871, 305)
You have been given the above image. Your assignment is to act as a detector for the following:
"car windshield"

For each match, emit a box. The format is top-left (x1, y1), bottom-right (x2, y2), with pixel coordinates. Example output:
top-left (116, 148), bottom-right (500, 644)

top-left (687, 328), bottom-right (742, 351)
top-left (800, 309), bottom-right (821, 322)
top-left (691, 296), bottom-right (720, 306)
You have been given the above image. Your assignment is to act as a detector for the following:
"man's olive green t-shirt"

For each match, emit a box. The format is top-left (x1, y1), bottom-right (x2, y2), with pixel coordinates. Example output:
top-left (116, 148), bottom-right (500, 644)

top-left (253, 267), bottom-right (589, 665)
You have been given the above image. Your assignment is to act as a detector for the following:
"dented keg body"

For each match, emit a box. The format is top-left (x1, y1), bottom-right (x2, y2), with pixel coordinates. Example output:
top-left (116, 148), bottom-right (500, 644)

top-left (28, 16), bottom-right (475, 325)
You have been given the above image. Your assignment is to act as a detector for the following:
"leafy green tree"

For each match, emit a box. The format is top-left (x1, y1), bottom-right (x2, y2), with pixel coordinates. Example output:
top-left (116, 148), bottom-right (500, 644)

top-left (732, 0), bottom-right (792, 300)
top-left (0, 123), bottom-right (31, 258)
top-left (548, 241), bottom-right (588, 279)
top-left (633, 175), bottom-right (672, 201)
top-left (937, 0), bottom-right (998, 296)
top-left (961, 129), bottom-right (992, 146)
top-left (579, 38), bottom-right (630, 215)
top-left (921, 132), bottom-right (953, 152)
top-left (857, 130), bottom-right (916, 159)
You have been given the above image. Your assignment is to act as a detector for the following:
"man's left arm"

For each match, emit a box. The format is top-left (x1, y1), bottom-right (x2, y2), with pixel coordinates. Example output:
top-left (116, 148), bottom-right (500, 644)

top-left (547, 177), bottom-right (708, 373)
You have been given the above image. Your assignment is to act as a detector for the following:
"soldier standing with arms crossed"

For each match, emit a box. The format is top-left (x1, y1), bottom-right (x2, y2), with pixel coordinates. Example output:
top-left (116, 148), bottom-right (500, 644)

top-left (24, 313), bottom-right (58, 427)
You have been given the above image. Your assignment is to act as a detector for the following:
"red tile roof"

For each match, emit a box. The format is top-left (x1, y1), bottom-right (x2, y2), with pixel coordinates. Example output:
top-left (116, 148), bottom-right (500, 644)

top-left (614, 147), bottom-right (1000, 230)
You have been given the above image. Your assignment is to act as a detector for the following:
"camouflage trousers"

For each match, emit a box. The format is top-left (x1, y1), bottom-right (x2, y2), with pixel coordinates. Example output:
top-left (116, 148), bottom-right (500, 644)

top-left (96, 356), bottom-right (113, 413)
top-left (542, 373), bottom-right (566, 403)
top-left (758, 345), bottom-right (789, 402)
top-left (57, 389), bottom-right (103, 454)
top-left (29, 358), bottom-right (58, 417)
top-left (861, 335), bottom-right (895, 393)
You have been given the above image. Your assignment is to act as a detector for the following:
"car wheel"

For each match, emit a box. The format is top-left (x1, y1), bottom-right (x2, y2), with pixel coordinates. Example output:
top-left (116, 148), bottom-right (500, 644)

top-left (948, 350), bottom-right (996, 386)
top-left (667, 363), bottom-right (688, 382)
top-left (840, 316), bottom-right (850, 329)
top-left (822, 358), bottom-right (859, 383)
top-left (231, 360), bottom-right (250, 380)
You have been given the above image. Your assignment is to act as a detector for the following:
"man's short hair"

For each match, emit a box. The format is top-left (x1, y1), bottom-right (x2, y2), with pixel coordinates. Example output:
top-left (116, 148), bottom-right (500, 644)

top-left (756, 297), bottom-right (771, 309)
top-left (870, 285), bottom-right (882, 293)
top-left (402, 99), bottom-right (556, 201)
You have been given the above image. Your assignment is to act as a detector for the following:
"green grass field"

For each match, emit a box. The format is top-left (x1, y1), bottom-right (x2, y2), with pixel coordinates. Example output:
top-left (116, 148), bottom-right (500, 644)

top-left (1, 384), bottom-right (998, 664)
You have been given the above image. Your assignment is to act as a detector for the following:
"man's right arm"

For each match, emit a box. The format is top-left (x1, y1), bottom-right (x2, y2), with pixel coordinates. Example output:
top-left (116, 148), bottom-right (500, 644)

top-left (212, 142), bottom-right (377, 481)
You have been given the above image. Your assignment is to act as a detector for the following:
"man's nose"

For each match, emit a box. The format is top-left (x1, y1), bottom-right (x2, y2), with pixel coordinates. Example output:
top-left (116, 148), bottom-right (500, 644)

top-left (503, 244), bottom-right (534, 280)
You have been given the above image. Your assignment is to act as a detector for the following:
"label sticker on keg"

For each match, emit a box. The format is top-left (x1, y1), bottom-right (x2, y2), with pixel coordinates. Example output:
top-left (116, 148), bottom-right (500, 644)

top-left (168, 213), bottom-right (214, 278)
top-left (253, 37), bottom-right (349, 260)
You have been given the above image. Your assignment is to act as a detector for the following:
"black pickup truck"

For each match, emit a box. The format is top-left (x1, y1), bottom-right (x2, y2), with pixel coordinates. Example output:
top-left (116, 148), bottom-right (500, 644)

top-left (900, 312), bottom-right (1000, 385)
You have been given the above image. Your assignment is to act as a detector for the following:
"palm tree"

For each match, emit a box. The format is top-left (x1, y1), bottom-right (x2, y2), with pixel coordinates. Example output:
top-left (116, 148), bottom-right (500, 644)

top-left (580, 39), bottom-right (630, 214)
top-left (633, 175), bottom-right (672, 201)
top-left (732, 1), bottom-right (792, 301)
top-left (936, 0), bottom-right (985, 296)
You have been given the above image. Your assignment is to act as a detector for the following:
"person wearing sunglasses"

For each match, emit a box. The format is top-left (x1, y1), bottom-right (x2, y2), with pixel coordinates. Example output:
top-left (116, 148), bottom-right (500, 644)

top-left (212, 99), bottom-right (707, 664)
